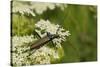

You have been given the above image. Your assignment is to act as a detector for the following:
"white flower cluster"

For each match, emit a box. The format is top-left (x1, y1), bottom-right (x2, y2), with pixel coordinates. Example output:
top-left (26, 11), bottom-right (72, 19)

top-left (12, 35), bottom-right (35, 51)
top-left (29, 46), bottom-right (59, 64)
top-left (35, 19), bottom-right (70, 45)
top-left (12, 35), bottom-right (62, 66)
top-left (12, 35), bottom-right (36, 65)
top-left (12, 1), bottom-right (67, 16)
top-left (12, 1), bottom-right (36, 16)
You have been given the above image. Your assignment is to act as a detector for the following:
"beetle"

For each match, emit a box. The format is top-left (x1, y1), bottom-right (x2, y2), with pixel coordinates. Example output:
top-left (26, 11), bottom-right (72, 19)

top-left (30, 32), bottom-right (59, 50)
top-left (30, 26), bottom-right (61, 50)
top-left (23, 27), bottom-right (60, 53)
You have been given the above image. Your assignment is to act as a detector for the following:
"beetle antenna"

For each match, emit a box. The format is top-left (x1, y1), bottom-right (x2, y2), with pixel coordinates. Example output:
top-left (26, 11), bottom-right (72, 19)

top-left (33, 30), bottom-right (41, 38)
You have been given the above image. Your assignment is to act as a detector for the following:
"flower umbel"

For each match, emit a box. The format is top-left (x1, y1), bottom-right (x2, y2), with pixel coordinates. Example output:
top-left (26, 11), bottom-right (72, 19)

top-left (35, 19), bottom-right (70, 45)
top-left (12, 1), bottom-right (67, 16)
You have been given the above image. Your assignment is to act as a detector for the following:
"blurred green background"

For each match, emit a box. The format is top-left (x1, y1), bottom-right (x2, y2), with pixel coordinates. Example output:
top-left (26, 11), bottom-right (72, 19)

top-left (12, 3), bottom-right (97, 63)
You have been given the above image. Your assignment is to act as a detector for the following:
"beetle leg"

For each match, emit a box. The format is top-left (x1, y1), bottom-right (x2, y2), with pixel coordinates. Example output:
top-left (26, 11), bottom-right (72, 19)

top-left (33, 30), bottom-right (41, 38)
